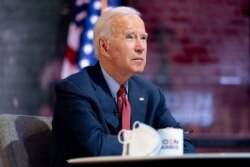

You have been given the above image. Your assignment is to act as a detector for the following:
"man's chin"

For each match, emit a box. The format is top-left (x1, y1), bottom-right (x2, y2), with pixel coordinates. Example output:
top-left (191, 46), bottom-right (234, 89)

top-left (133, 68), bottom-right (145, 74)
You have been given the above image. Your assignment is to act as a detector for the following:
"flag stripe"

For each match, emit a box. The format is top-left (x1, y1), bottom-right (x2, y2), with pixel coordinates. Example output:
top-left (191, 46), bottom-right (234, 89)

top-left (61, 0), bottom-right (124, 79)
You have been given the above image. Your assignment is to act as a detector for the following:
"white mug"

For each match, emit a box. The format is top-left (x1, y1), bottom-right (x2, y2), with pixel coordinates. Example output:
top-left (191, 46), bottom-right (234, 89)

top-left (157, 128), bottom-right (183, 156)
top-left (118, 121), bottom-right (162, 156)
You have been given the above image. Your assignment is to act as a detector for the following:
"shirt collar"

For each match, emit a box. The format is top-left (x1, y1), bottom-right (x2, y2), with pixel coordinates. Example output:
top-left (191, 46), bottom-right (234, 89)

top-left (100, 64), bottom-right (128, 100)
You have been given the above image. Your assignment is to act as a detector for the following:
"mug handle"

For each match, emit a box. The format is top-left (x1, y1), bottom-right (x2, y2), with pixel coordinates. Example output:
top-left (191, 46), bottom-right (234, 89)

top-left (118, 129), bottom-right (131, 156)
top-left (118, 129), bottom-right (126, 144)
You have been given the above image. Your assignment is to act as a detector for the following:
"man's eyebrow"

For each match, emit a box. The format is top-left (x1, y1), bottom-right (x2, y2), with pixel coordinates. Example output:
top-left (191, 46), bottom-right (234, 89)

top-left (123, 31), bottom-right (148, 36)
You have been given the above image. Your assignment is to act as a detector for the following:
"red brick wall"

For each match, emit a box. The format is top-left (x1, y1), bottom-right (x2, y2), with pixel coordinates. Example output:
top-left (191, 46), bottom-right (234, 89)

top-left (128, 0), bottom-right (250, 152)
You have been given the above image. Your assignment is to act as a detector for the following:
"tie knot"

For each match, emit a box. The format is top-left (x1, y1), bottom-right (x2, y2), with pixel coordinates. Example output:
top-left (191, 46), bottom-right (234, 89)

top-left (117, 85), bottom-right (127, 97)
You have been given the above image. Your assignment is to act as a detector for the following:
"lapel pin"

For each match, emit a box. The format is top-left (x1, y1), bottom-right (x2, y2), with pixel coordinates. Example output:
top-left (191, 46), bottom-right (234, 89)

top-left (139, 97), bottom-right (144, 101)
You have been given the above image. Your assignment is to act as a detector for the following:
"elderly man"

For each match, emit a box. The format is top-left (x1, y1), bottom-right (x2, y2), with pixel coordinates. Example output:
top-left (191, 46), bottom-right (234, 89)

top-left (50, 6), bottom-right (195, 167)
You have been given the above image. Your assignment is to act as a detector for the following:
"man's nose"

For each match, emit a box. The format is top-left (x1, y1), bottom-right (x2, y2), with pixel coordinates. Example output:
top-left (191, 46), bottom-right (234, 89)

top-left (135, 38), bottom-right (146, 53)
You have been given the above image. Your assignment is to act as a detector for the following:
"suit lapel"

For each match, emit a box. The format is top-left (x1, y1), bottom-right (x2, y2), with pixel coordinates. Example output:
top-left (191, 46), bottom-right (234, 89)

top-left (128, 78), bottom-right (148, 126)
top-left (95, 86), bottom-right (119, 130)
top-left (90, 63), bottom-right (120, 132)
top-left (90, 63), bottom-right (148, 131)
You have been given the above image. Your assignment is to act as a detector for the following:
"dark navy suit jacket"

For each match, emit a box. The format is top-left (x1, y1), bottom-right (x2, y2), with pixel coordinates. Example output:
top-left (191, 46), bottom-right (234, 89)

top-left (50, 62), bottom-right (195, 167)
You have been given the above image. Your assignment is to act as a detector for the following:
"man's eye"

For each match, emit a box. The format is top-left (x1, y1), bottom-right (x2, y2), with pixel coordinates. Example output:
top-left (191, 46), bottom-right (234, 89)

top-left (126, 35), bottom-right (134, 39)
top-left (141, 36), bottom-right (147, 40)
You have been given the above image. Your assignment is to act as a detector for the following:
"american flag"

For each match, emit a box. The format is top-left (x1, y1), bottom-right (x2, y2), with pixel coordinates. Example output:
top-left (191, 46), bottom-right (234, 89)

top-left (61, 0), bottom-right (124, 79)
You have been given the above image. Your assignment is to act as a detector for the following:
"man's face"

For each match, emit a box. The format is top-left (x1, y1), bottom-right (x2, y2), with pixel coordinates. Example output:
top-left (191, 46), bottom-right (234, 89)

top-left (105, 14), bottom-right (148, 81)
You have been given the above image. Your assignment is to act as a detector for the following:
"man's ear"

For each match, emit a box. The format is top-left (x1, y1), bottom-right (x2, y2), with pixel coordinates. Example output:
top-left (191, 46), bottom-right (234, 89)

top-left (99, 38), bottom-right (109, 55)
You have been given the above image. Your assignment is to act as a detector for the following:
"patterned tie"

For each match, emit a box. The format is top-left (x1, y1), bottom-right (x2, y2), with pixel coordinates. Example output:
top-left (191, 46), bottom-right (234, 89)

top-left (117, 85), bottom-right (131, 130)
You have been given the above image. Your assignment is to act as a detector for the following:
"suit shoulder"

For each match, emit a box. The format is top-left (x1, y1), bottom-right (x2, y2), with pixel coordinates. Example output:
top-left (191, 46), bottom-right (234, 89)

top-left (55, 67), bottom-right (94, 93)
top-left (131, 75), bottom-right (161, 92)
top-left (60, 69), bottom-right (89, 84)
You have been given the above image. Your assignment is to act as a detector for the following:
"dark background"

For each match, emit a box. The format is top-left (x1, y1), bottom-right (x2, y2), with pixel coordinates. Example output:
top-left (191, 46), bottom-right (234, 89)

top-left (0, 0), bottom-right (249, 153)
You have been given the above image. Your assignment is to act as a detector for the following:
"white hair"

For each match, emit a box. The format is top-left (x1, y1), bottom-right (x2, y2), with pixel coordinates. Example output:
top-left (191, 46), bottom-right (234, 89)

top-left (93, 6), bottom-right (141, 59)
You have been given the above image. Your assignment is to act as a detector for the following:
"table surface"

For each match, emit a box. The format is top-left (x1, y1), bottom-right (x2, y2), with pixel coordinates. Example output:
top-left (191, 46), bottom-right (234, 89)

top-left (67, 153), bottom-right (250, 165)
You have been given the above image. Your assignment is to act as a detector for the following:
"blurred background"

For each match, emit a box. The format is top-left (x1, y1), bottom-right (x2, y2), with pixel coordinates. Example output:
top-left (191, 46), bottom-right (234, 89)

top-left (0, 0), bottom-right (249, 153)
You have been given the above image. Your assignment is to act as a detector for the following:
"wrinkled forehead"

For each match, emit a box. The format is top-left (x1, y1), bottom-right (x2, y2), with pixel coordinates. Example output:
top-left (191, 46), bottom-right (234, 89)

top-left (110, 14), bottom-right (146, 35)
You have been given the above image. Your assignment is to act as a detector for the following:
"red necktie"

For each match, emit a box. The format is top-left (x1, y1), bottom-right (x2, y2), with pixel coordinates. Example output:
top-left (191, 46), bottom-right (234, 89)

top-left (117, 85), bottom-right (131, 130)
